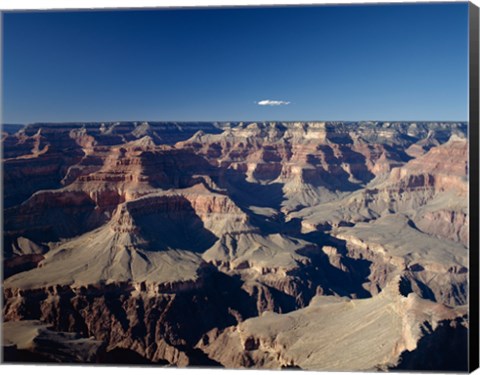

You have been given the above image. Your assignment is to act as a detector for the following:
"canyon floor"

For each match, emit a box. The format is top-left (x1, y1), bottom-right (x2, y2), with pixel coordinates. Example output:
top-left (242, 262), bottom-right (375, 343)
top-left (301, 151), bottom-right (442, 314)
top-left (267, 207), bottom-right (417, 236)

top-left (1, 121), bottom-right (470, 371)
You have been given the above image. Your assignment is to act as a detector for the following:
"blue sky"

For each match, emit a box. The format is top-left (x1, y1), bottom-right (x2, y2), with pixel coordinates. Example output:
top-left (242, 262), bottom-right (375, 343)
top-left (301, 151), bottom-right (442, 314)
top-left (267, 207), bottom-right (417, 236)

top-left (2, 3), bottom-right (469, 123)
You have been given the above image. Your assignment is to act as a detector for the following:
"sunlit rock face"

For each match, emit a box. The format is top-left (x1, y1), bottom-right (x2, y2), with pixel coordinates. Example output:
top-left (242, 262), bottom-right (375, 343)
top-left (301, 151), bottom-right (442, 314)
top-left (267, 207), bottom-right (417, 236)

top-left (2, 121), bottom-right (469, 371)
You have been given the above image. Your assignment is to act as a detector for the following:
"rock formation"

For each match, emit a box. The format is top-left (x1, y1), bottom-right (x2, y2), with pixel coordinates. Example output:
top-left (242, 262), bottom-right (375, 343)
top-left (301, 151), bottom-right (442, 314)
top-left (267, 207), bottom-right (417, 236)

top-left (2, 121), bottom-right (469, 371)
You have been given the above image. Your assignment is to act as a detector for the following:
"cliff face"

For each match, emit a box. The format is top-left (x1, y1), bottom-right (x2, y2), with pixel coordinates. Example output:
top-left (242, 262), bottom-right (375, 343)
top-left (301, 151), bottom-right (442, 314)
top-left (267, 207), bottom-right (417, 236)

top-left (2, 121), bottom-right (469, 370)
top-left (197, 279), bottom-right (466, 371)
top-left (295, 136), bottom-right (468, 241)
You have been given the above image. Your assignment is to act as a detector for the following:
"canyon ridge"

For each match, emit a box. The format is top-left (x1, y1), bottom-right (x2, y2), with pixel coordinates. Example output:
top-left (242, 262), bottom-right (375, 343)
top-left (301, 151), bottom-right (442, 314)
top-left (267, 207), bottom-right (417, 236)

top-left (2, 121), bottom-right (469, 371)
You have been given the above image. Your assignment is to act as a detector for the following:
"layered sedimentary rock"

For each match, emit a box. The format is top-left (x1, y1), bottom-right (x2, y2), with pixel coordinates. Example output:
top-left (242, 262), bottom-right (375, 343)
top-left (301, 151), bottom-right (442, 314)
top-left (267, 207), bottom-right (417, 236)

top-left (2, 121), bottom-right (469, 370)
top-left (295, 135), bottom-right (468, 235)
top-left (198, 278), bottom-right (467, 371)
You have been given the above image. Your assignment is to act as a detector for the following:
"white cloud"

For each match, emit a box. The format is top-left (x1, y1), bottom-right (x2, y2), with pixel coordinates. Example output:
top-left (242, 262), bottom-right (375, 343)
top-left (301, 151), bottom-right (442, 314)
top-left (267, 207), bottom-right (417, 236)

top-left (256, 99), bottom-right (290, 106)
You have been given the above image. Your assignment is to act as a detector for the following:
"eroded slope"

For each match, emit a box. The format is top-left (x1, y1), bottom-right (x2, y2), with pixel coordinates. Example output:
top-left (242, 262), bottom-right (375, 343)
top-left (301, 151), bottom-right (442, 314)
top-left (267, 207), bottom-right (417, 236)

top-left (2, 121), bottom-right (469, 370)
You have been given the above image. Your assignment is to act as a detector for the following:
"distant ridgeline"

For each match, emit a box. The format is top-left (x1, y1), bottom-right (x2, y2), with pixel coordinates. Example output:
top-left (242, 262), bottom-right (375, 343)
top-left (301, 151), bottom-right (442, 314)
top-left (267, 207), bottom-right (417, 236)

top-left (2, 124), bottom-right (25, 134)
top-left (1, 118), bottom-right (470, 370)
top-left (2, 121), bottom-right (468, 146)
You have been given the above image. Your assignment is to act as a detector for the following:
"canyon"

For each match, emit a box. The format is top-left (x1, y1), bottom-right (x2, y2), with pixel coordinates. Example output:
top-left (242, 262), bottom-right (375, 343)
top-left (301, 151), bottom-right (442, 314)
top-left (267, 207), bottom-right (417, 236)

top-left (2, 121), bottom-right (470, 371)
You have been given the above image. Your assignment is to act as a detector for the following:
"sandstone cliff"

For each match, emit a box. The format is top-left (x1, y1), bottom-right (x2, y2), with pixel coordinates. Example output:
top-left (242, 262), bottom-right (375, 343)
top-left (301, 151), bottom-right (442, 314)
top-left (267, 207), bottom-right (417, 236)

top-left (2, 121), bottom-right (469, 370)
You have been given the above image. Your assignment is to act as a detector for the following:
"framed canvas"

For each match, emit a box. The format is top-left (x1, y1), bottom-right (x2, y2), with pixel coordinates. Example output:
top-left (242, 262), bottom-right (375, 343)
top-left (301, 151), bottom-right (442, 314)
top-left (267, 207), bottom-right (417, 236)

top-left (1, 0), bottom-right (479, 373)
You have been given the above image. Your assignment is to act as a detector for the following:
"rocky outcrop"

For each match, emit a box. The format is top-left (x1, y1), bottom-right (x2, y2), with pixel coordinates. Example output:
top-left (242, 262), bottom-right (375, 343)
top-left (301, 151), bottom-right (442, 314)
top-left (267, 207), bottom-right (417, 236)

top-left (3, 269), bottom-right (259, 365)
top-left (197, 278), bottom-right (467, 371)
top-left (295, 136), bottom-right (468, 233)
top-left (386, 135), bottom-right (467, 194)
top-left (333, 214), bottom-right (468, 306)
top-left (3, 320), bottom-right (105, 363)
top-left (2, 121), bottom-right (469, 370)
top-left (413, 208), bottom-right (468, 246)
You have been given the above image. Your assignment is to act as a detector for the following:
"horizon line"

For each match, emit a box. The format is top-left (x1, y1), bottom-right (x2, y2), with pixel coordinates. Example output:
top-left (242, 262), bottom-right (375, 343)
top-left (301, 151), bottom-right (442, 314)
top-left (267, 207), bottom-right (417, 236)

top-left (2, 119), bottom-right (469, 126)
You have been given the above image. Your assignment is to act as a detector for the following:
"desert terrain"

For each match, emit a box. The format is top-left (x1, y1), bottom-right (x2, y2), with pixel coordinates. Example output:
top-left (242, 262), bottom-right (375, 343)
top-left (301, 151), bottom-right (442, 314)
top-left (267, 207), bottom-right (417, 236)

top-left (1, 121), bottom-right (469, 370)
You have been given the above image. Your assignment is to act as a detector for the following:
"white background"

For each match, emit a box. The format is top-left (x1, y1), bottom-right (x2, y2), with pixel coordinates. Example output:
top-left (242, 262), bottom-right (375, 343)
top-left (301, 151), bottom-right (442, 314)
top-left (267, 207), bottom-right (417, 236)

top-left (0, 1), bottom-right (478, 375)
